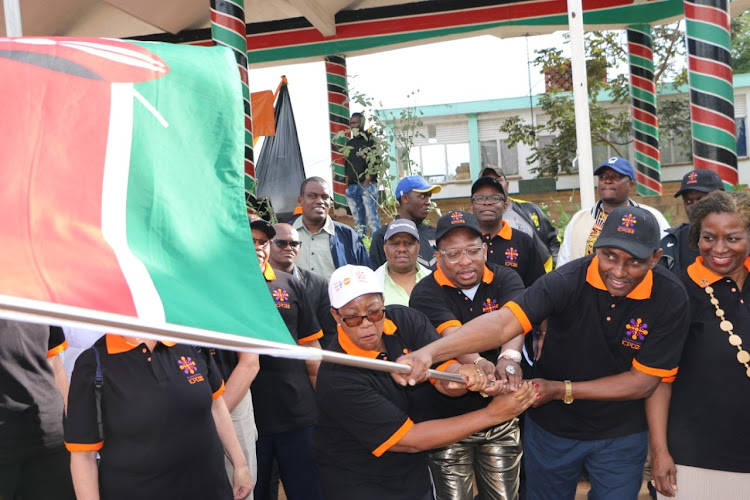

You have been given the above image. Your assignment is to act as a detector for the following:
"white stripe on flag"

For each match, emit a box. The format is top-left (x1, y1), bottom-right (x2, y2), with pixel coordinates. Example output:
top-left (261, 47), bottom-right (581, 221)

top-left (101, 82), bottom-right (166, 322)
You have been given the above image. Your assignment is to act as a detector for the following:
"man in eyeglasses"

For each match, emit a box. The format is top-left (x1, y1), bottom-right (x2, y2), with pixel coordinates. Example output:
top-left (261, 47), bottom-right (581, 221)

top-left (373, 219), bottom-right (432, 307)
top-left (269, 223), bottom-right (337, 348)
top-left (409, 210), bottom-right (527, 500)
top-left (557, 157), bottom-right (670, 267)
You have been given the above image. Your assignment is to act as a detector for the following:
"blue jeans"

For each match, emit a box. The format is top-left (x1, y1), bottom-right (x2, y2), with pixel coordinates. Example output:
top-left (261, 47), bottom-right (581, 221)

top-left (255, 426), bottom-right (323, 500)
top-left (345, 182), bottom-right (381, 237)
top-left (523, 415), bottom-right (647, 500)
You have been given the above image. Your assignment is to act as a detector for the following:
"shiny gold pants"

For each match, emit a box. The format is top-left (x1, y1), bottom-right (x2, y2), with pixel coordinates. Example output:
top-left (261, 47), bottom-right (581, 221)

top-left (428, 418), bottom-right (522, 500)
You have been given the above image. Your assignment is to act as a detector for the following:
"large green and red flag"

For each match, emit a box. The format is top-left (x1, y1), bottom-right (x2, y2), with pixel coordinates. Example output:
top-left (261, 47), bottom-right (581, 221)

top-left (0, 38), bottom-right (295, 349)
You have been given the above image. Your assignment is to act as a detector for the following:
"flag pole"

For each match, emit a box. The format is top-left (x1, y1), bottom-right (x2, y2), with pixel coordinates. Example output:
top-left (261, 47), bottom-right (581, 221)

top-left (0, 294), bottom-right (465, 385)
top-left (3, 0), bottom-right (23, 36)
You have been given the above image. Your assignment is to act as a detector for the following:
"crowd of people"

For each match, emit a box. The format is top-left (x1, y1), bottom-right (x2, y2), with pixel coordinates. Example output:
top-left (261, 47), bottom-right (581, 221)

top-left (2, 145), bottom-right (748, 500)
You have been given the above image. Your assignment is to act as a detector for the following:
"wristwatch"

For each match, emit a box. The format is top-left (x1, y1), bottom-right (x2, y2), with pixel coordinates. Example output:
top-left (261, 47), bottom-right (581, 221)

top-left (562, 380), bottom-right (574, 404)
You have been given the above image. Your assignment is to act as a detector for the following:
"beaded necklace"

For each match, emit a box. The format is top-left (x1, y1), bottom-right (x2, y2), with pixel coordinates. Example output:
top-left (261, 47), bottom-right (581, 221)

top-left (702, 282), bottom-right (750, 378)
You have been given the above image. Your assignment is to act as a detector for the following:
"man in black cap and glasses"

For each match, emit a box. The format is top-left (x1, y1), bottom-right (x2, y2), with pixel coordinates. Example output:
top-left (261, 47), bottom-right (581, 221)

top-left (659, 169), bottom-right (725, 272)
top-left (398, 206), bottom-right (690, 500)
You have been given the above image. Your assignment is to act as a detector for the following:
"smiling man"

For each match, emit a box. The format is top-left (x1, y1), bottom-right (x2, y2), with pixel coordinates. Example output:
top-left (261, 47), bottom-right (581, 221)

top-left (558, 157), bottom-right (670, 267)
top-left (396, 206), bottom-right (690, 500)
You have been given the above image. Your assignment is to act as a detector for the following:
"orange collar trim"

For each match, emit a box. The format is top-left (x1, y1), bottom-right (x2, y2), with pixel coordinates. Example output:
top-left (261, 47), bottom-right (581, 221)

top-left (105, 334), bottom-right (176, 354)
top-left (263, 263), bottom-right (276, 281)
top-left (434, 265), bottom-right (494, 288)
top-left (687, 256), bottom-right (750, 287)
top-left (497, 220), bottom-right (512, 240)
top-left (337, 318), bottom-right (397, 358)
top-left (585, 255), bottom-right (653, 300)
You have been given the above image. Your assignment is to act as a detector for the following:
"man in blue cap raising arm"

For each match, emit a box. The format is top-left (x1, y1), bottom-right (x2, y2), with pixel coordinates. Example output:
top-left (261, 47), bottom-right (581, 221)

top-left (396, 206), bottom-right (690, 500)
top-left (557, 156), bottom-right (670, 267)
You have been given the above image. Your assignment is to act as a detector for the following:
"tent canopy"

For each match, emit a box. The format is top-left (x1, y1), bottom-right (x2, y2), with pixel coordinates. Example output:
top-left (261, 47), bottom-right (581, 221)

top-left (5, 0), bottom-right (750, 67)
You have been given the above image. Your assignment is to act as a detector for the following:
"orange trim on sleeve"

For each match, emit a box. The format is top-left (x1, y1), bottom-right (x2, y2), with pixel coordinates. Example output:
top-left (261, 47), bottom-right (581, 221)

top-left (212, 380), bottom-right (226, 400)
top-left (298, 330), bottom-right (323, 345)
top-left (661, 376), bottom-right (676, 383)
top-left (436, 320), bottom-right (462, 334)
top-left (65, 441), bottom-right (103, 453)
top-left (503, 301), bottom-right (532, 334)
top-left (372, 418), bottom-right (414, 457)
top-left (632, 359), bottom-right (678, 379)
top-left (429, 359), bottom-right (458, 385)
top-left (47, 340), bottom-right (68, 358)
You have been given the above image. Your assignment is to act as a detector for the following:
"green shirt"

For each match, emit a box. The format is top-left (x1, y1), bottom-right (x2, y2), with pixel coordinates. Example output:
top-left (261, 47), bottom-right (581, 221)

top-left (375, 262), bottom-right (431, 307)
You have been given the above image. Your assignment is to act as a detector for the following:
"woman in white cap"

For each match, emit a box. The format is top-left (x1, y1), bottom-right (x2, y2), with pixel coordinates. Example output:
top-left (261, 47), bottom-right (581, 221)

top-left (313, 265), bottom-right (535, 500)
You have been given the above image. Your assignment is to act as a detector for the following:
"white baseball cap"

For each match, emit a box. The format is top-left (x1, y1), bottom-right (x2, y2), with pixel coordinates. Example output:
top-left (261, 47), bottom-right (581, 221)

top-left (328, 265), bottom-right (384, 309)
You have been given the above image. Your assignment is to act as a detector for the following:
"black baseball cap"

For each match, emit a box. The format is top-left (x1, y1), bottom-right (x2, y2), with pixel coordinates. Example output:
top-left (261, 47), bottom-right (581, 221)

top-left (593, 206), bottom-right (660, 259)
top-left (248, 214), bottom-right (276, 239)
top-left (674, 169), bottom-right (725, 198)
top-left (471, 176), bottom-right (506, 197)
top-left (435, 211), bottom-right (483, 246)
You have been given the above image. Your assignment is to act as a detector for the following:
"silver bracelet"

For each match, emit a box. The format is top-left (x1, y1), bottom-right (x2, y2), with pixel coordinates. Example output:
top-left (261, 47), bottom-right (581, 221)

top-left (498, 349), bottom-right (522, 364)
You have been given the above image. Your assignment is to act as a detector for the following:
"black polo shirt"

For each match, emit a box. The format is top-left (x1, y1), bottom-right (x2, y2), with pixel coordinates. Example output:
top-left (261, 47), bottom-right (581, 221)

top-left (314, 305), bottom-right (447, 500)
top-left (65, 335), bottom-right (232, 499)
top-left (506, 254), bottom-right (689, 440)
top-left (409, 262), bottom-right (525, 419)
top-left (0, 322), bottom-right (67, 463)
top-left (369, 216), bottom-right (438, 270)
top-left (667, 258), bottom-right (750, 472)
top-left (251, 264), bottom-right (323, 435)
top-left (484, 220), bottom-right (545, 288)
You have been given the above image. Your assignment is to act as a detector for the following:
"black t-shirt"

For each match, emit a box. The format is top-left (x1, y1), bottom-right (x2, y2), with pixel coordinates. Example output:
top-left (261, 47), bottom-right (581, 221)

top-left (65, 335), bottom-right (232, 500)
top-left (314, 305), bottom-right (443, 500)
top-left (344, 133), bottom-right (375, 185)
top-left (507, 254), bottom-right (689, 440)
top-left (369, 216), bottom-right (438, 270)
top-left (667, 258), bottom-right (750, 472)
top-left (252, 265), bottom-right (322, 435)
top-left (0, 322), bottom-right (67, 463)
top-left (484, 221), bottom-right (545, 288)
top-left (410, 263), bottom-right (525, 419)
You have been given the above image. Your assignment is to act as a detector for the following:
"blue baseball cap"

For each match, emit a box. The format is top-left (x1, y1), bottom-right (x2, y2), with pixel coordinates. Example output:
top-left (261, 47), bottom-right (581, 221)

top-left (594, 157), bottom-right (636, 181)
top-left (395, 175), bottom-right (442, 200)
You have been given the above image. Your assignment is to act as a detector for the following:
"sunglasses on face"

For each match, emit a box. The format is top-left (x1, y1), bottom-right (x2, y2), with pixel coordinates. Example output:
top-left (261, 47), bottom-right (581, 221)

top-left (338, 308), bottom-right (386, 327)
top-left (273, 239), bottom-right (302, 249)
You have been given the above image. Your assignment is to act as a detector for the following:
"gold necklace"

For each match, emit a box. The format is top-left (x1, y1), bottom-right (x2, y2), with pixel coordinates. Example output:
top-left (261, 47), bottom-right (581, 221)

top-left (703, 284), bottom-right (750, 378)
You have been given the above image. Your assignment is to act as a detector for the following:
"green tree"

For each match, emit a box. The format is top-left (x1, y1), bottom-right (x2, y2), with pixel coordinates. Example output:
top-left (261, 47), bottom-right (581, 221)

top-left (732, 10), bottom-right (750, 74)
top-left (333, 86), bottom-right (425, 219)
top-left (501, 23), bottom-right (690, 177)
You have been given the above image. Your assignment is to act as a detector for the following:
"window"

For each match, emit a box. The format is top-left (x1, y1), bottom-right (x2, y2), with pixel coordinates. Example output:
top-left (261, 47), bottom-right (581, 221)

top-left (480, 139), bottom-right (519, 175)
top-left (660, 131), bottom-right (692, 165)
top-left (737, 117), bottom-right (747, 157)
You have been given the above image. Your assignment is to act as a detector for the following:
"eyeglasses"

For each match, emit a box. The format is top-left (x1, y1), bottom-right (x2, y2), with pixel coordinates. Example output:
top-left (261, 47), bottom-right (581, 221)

top-left (338, 308), bottom-right (386, 327)
top-left (598, 172), bottom-right (628, 182)
top-left (273, 239), bottom-right (302, 249)
top-left (253, 238), bottom-right (270, 247)
top-left (439, 246), bottom-right (484, 264)
top-left (471, 194), bottom-right (505, 205)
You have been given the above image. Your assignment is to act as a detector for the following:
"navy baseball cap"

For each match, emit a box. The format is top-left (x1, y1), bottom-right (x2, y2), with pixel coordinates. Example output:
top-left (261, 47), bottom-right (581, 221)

top-left (384, 219), bottom-right (420, 241)
top-left (249, 214), bottom-right (276, 239)
top-left (593, 206), bottom-right (660, 259)
top-left (471, 176), bottom-right (506, 197)
top-left (435, 211), bottom-right (483, 245)
top-left (674, 169), bottom-right (725, 198)
top-left (594, 157), bottom-right (636, 181)
top-left (395, 175), bottom-right (442, 200)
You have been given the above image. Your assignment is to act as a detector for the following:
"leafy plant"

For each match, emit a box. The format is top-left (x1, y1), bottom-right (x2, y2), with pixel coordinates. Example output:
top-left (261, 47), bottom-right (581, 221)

top-left (501, 23), bottom-right (691, 178)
